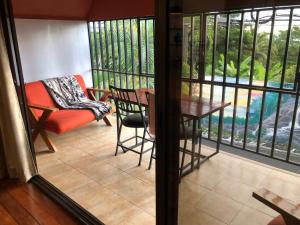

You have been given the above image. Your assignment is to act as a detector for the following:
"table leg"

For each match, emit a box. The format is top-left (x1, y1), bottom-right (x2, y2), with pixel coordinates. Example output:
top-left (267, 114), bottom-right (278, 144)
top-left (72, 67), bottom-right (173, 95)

top-left (191, 119), bottom-right (197, 171)
top-left (216, 108), bottom-right (224, 153)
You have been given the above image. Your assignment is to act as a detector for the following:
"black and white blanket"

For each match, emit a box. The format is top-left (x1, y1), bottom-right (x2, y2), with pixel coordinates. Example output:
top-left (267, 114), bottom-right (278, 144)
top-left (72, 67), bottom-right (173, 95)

top-left (42, 76), bottom-right (111, 120)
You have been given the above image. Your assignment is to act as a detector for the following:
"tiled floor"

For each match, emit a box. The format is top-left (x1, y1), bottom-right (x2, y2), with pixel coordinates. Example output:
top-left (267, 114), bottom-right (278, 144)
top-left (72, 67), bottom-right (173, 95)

top-left (35, 115), bottom-right (300, 225)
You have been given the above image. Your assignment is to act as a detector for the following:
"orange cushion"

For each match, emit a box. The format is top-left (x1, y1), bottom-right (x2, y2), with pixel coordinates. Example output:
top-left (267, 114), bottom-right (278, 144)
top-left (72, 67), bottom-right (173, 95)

top-left (74, 74), bottom-right (89, 97)
top-left (268, 216), bottom-right (286, 225)
top-left (25, 80), bottom-right (58, 118)
top-left (25, 74), bottom-right (97, 134)
top-left (44, 109), bottom-right (96, 134)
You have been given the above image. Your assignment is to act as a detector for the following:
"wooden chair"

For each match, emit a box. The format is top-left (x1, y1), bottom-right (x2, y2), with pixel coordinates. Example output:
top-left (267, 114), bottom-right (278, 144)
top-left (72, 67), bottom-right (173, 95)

top-left (145, 92), bottom-right (156, 170)
top-left (253, 188), bottom-right (300, 225)
top-left (110, 86), bottom-right (151, 166)
top-left (145, 92), bottom-right (202, 178)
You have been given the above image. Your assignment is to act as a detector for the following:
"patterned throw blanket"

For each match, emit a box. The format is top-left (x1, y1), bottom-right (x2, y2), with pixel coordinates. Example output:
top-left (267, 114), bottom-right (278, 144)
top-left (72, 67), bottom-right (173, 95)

top-left (43, 76), bottom-right (111, 121)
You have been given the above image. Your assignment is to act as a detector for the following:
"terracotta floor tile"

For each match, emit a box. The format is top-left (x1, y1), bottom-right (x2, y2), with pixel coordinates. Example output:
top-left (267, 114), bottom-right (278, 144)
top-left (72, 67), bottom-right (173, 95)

top-left (36, 119), bottom-right (300, 225)
top-left (194, 191), bottom-right (242, 224)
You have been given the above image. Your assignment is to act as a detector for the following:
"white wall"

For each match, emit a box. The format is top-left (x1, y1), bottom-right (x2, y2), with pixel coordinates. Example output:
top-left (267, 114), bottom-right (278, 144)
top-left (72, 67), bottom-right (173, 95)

top-left (15, 19), bottom-right (93, 87)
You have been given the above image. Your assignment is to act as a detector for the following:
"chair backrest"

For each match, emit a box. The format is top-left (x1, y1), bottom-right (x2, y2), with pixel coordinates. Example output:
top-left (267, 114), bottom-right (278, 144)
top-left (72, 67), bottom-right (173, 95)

top-left (146, 92), bottom-right (155, 137)
top-left (109, 86), bottom-right (144, 118)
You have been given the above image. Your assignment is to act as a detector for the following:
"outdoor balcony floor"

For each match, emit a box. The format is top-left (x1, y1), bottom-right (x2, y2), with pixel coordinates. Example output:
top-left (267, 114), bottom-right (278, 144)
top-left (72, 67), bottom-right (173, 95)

top-left (35, 115), bottom-right (300, 225)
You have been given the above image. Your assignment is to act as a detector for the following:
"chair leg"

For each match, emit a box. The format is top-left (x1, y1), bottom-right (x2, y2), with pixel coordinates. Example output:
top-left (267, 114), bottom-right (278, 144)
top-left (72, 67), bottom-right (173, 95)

top-left (197, 134), bottom-right (202, 169)
top-left (39, 130), bottom-right (58, 152)
top-left (135, 128), bottom-right (138, 145)
top-left (148, 141), bottom-right (155, 170)
top-left (115, 121), bottom-right (123, 156)
top-left (179, 139), bottom-right (188, 178)
top-left (103, 116), bottom-right (112, 126)
top-left (138, 128), bottom-right (147, 166)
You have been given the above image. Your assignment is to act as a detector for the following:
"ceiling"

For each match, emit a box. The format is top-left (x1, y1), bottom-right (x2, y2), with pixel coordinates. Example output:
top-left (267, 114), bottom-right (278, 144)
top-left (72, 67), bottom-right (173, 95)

top-left (11, 0), bottom-right (299, 21)
top-left (11, 0), bottom-right (155, 20)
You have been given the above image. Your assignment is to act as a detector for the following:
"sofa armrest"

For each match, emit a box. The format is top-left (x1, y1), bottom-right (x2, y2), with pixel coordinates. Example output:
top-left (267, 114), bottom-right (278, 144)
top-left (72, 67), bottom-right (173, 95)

top-left (87, 88), bottom-right (111, 101)
top-left (28, 104), bottom-right (59, 112)
top-left (253, 188), bottom-right (300, 224)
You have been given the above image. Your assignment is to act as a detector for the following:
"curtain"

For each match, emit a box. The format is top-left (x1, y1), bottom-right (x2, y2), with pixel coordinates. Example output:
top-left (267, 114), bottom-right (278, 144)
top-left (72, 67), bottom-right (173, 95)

top-left (0, 22), bottom-right (37, 182)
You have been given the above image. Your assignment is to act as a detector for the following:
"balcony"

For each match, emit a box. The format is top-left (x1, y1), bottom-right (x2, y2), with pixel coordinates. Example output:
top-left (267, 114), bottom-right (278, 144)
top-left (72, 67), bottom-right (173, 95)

top-left (88, 6), bottom-right (300, 165)
top-left (35, 115), bottom-right (300, 225)
top-left (15, 3), bottom-right (300, 225)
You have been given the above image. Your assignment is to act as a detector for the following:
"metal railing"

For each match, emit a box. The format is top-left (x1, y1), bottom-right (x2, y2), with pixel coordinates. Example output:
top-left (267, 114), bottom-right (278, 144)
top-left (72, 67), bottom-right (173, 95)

top-left (88, 6), bottom-right (300, 165)
top-left (183, 6), bottom-right (300, 165)
top-left (88, 18), bottom-right (155, 90)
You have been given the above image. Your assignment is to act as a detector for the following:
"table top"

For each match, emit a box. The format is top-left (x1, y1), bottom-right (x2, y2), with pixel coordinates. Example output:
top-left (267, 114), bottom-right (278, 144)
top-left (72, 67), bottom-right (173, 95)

top-left (111, 88), bottom-right (231, 119)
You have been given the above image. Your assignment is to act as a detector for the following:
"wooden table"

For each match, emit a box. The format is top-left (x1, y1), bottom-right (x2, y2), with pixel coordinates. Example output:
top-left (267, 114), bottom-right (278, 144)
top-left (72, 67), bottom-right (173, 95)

top-left (111, 88), bottom-right (231, 176)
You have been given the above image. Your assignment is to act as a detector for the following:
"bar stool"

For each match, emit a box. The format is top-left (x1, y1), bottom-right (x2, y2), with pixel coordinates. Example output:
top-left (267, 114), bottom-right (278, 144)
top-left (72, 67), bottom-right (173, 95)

top-left (110, 86), bottom-right (151, 166)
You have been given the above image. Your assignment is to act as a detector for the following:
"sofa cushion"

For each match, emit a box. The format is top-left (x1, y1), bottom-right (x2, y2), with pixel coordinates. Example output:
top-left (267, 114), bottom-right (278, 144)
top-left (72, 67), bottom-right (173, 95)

top-left (25, 75), bottom-right (90, 119)
top-left (25, 80), bottom-right (58, 118)
top-left (44, 109), bottom-right (96, 134)
top-left (74, 74), bottom-right (89, 97)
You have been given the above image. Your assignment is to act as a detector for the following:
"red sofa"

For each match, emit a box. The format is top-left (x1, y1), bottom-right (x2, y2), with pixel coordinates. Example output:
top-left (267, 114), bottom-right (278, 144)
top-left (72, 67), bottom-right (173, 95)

top-left (25, 74), bottom-right (112, 152)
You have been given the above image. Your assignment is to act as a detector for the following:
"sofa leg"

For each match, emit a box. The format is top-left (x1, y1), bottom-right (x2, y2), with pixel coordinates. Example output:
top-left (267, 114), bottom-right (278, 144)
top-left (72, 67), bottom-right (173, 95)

top-left (39, 130), bottom-right (57, 152)
top-left (103, 116), bottom-right (112, 126)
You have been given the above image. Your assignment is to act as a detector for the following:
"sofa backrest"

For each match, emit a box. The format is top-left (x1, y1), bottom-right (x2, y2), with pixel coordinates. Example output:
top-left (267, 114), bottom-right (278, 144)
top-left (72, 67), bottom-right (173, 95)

top-left (25, 74), bottom-right (88, 118)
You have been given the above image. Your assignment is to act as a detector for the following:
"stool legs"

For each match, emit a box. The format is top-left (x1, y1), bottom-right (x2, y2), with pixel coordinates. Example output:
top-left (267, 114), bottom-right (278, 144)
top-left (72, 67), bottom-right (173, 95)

top-left (148, 141), bottom-right (156, 170)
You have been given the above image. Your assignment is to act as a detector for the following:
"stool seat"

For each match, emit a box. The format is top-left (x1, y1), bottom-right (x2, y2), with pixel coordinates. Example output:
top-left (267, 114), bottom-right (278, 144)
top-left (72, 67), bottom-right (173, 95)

top-left (268, 216), bottom-right (286, 225)
top-left (123, 113), bottom-right (148, 128)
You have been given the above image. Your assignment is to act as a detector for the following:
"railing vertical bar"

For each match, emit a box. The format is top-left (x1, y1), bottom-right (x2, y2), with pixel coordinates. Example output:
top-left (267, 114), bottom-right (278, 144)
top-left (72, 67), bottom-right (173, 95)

top-left (243, 89), bottom-right (252, 149)
top-left (110, 20), bottom-right (117, 87)
top-left (271, 9), bottom-right (293, 158)
top-left (286, 51), bottom-right (300, 162)
top-left (270, 93), bottom-right (282, 157)
top-left (256, 9), bottom-right (276, 153)
top-left (199, 14), bottom-right (206, 95)
top-left (104, 21), bottom-right (111, 86)
top-left (197, 15), bottom-right (205, 131)
top-left (123, 20), bottom-right (129, 88)
top-left (137, 19), bottom-right (142, 88)
top-left (116, 20), bottom-right (122, 88)
top-left (280, 8), bottom-right (294, 89)
top-left (189, 16), bottom-right (194, 96)
top-left (93, 22), bottom-right (101, 89)
top-left (231, 13), bottom-right (244, 146)
top-left (222, 14), bottom-right (230, 86)
top-left (249, 10), bottom-right (259, 86)
top-left (208, 15), bottom-right (217, 139)
top-left (130, 19), bottom-right (135, 89)
top-left (243, 10), bottom-right (259, 149)
top-left (264, 9), bottom-right (276, 87)
top-left (87, 22), bottom-right (95, 88)
top-left (219, 13), bottom-right (230, 142)
top-left (98, 21), bottom-right (106, 89)
top-left (145, 19), bottom-right (149, 88)
top-left (236, 13), bottom-right (244, 85)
